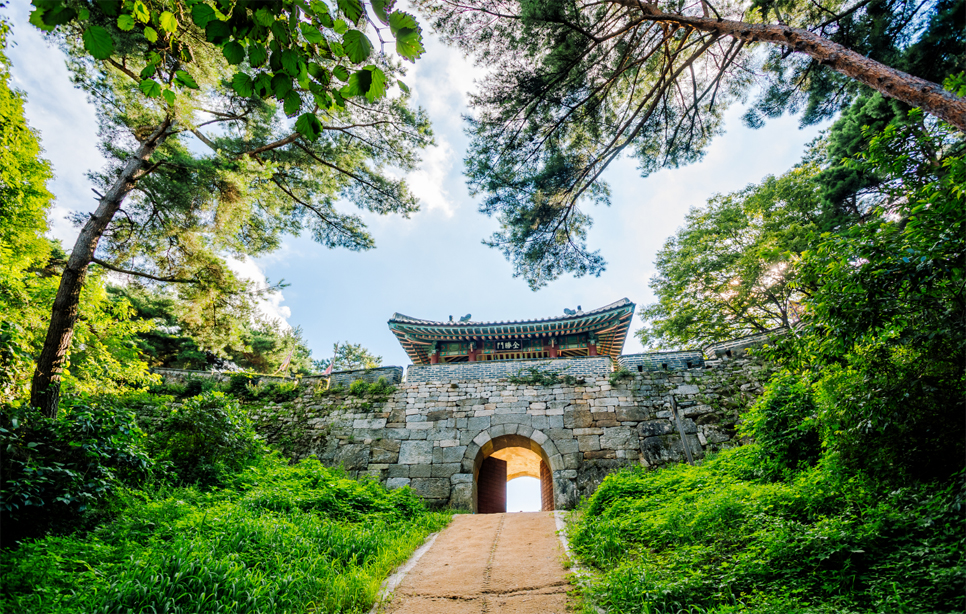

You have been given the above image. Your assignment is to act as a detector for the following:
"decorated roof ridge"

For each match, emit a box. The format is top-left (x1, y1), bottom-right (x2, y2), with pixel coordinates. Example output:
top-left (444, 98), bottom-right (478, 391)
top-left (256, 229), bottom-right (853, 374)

top-left (389, 298), bottom-right (633, 327)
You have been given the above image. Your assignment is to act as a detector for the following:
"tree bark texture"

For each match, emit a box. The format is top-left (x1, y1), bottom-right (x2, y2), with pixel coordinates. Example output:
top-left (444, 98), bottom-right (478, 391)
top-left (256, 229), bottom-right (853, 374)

top-left (614, 0), bottom-right (966, 131)
top-left (30, 119), bottom-right (171, 418)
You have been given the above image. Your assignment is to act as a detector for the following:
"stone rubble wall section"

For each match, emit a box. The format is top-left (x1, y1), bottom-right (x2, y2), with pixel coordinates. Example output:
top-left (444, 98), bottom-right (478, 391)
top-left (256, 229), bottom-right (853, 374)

top-left (618, 351), bottom-right (705, 372)
top-left (249, 354), bottom-right (773, 510)
top-left (153, 366), bottom-right (403, 386)
top-left (405, 356), bottom-right (613, 383)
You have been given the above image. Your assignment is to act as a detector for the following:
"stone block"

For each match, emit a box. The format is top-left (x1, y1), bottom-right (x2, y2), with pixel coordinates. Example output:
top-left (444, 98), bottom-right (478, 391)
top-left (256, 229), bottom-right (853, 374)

top-left (615, 406), bottom-right (649, 421)
top-left (409, 464), bottom-right (432, 478)
top-left (433, 445), bottom-right (467, 464)
top-left (450, 482), bottom-right (473, 510)
top-left (431, 463), bottom-right (462, 478)
top-left (467, 416), bottom-right (491, 431)
top-left (555, 438), bottom-right (579, 455)
top-left (584, 450), bottom-right (617, 460)
top-left (577, 435), bottom-right (601, 452)
top-left (601, 426), bottom-right (636, 450)
top-left (370, 439), bottom-right (401, 464)
top-left (564, 408), bottom-right (593, 429)
top-left (385, 477), bottom-right (411, 490)
top-left (411, 478), bottom-right (451, 499)
top-left (451, 473), bottom-right (473, 484)
top-left (638, 420), bottom-right (674, 437)
top-left (399, 440), bottom-right (433, 465)
top-left (491, 413), bottom-right (532, 426)
top-left (333, 444), bottom-right (369, 471)
top-left (530, 430), bottom-right (549, 445)
top-left (388, 464), bottom-right (410, 478)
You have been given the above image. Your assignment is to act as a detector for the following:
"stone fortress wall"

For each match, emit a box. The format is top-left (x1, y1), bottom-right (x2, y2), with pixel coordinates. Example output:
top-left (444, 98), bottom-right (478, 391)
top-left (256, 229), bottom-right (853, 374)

top-left (185, 333), bottom-right (778, 510)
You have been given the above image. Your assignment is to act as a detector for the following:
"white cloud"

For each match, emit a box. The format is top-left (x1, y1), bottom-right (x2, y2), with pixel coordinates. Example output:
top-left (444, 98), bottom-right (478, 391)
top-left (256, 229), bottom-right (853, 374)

top-left (407, 139), bottom-right (457, 216)
top-left (224, 256), bottom-right (293, 329)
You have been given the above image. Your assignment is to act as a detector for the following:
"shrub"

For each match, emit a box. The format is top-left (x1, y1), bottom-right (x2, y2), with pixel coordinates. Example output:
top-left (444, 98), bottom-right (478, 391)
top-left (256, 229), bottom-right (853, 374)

top-left (0, 399), bottom-right (153, 546)
top-left (740, 370), bottom-right (820, 478)
top-left (182, 376), bottom-right (220, 398)
top-left (145, 392), bottom-right (259, 486)
top-left (348, 379), bottom-right (371, 396)
top-left (228, 372), bottom-right (260, 399)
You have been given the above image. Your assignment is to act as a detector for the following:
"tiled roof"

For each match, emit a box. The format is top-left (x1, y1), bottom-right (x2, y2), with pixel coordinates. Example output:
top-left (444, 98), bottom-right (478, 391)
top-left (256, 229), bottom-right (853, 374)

top-left (389, 298), bottom-right (633, 327)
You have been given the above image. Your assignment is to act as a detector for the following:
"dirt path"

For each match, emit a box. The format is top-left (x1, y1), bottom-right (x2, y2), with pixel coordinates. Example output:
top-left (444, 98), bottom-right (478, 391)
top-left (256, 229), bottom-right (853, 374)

top-left (381, 512), bottom-right (570, 613)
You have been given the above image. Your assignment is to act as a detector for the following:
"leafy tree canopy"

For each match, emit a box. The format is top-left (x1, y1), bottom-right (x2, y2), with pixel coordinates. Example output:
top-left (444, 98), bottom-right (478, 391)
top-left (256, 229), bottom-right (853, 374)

top-left (25, 0), bottom-right (434, 414)
top-left (416, 0), bottom-right (965, 288)
top-left (638, 161), bottom-right (820, 349)
top-left (314, 340), bottom-right (381, 372)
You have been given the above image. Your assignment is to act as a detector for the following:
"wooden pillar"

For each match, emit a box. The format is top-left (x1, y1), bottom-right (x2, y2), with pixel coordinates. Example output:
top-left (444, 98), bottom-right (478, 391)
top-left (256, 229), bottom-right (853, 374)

top-left (588, 344), bottom-right (598, 356)
top-left (430, 352), bottom-right (439, 364)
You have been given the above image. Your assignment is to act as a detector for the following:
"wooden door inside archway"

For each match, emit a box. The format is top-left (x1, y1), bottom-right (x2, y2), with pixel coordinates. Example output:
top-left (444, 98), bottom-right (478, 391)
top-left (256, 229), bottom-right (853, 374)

top-left (476, 438), bottom-right (555, 513)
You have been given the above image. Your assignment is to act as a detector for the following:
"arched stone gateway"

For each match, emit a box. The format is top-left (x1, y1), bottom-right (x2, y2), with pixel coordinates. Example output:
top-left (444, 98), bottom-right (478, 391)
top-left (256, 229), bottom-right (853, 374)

top-left (465, 432), bottom-right (567, 513)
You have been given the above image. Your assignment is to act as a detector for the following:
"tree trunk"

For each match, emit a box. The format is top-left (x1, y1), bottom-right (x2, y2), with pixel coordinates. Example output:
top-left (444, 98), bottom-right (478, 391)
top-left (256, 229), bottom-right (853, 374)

top-left (30, 119), bottom-right (171, 418)
top-left (613, 0), bottom-right (966, 131)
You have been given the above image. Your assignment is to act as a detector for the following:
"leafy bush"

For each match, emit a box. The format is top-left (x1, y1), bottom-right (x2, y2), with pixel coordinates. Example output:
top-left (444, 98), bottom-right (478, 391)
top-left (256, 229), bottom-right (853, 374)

top-left (144, 392), bottom-right (260, 486)
top-left (228, 372), bottom-right (260, 399)
top-left (608, 366), bottom-right (634, 386)
top-left (570, 449), bottom-right (966, 613)
top-left (0, 400), bottom-right (153, 546)
top-left (740, 371), bottom-right (820, 478)
top-left (348, 378), bottom-right (372, 396)
top-left (0, 456), bottom-right (450, 613)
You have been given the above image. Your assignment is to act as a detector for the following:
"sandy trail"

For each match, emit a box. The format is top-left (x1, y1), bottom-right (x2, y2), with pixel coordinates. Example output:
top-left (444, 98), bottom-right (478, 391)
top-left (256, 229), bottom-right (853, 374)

top-left (382, 512), bottom-right (570, 613)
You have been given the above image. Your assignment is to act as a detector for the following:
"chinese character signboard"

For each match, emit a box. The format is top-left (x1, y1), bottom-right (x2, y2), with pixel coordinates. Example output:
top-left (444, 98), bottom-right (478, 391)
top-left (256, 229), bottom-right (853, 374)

top-left (495, 340), bottom-right (525, 351)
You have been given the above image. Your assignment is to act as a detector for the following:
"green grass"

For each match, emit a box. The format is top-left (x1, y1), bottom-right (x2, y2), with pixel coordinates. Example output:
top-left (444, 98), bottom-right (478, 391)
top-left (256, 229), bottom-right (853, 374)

top-left (568, 447), bottom-right (965, 614)
top-left (0, 455), bottom-right (450, 613)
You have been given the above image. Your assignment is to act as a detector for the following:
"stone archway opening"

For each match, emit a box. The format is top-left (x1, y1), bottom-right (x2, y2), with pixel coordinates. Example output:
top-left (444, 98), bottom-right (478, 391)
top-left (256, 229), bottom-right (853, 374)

top-left (473, 434), bottom-right (554, 513)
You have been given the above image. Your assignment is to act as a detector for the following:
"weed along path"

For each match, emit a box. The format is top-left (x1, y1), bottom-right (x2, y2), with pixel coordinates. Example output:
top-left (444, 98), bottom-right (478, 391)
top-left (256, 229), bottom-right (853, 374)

top-left (380, 512), bottom-right (571, 613)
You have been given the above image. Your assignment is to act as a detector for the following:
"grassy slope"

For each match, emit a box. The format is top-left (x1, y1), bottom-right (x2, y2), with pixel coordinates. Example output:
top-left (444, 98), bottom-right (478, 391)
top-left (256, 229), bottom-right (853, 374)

top-left (568, 447), bottom-right (965, 614)
top-left (1, 455), bottom-right (449, 613)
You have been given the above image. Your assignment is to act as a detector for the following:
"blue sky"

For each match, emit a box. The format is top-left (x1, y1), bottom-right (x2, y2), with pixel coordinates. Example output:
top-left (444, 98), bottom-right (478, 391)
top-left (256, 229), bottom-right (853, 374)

top-left (4, 3), bottom-right (830, 369)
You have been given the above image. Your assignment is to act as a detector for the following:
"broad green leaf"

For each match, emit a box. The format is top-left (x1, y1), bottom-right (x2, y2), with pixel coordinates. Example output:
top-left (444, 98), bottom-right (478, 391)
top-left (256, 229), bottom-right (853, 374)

top-left (271, 21), bottom-right (290, 45)
top-left (248, 44), bottom-right (268, 67)
top-left (254, 72), bottom-right (273, 98)
top-left (139, 79), bottom-right (162, 98)
top-left (331, 88), bottom-right (345, 107)
top-left (316, 11), bottom-right (334, 29)
top-left (295, 113), bottom-right (323, 141)
top-left (313, 91), bottom-right (332, 109)
top-left (371, 0), bottom-right (394, 25)
top-left (333, 19), bottom-right (348, 35)
top-left (337, 0), bottom-right (363, 24)
top-left (394, 27), bottom-right (424, 61)
top-left (143, 26), bottom-right (158, 43)
top-left (390, 11), bottom-right (424, 61)
top-left (297, 63), bottom-right (311, 89)
top-left (388, 11), bottom-right (417, 37)
top-left (231, 73), bottom-right (254, 97)
top-left (159, 11), bottom-right (178, 33)
top-left (343, 70), bottom-right (366, 97)
top-left (42, 6), bottom-right (78, 26)
top-left (139, 64), bottom-right (156, 79)
top-left (254, 7), bottom-right (275, 27)
top-left (175, 70), bottom-right (199, 89)
top-left (397, 79), bottom-right (410, 94)
top-left (162, 89), bottom-right (176, 105)
top-left (280, 50), bottom-right (300, 77)
top-left (78, 8), bottom-right (90, 20)
top-left (330, 41), bottom-right (345, 57)
top-left (117, 14), bottom-right (136, 31)
top-left (271, 74), bottom-right (293, 98)
top-left (206, 21), bottom-right (231, 44)
top-left (342, 31), bottom-right (372, 64)
top-left (223, 41), bottom-right (245, 65)
top-left (132, 0), bottom-right (150, 23)
top-left (364, 66), bottom-right (386, 102)
top-left (283, 91), bottom-right (302, 116)
top-left (332, 65), bottom-right (349, 82)
top-left (308, 63), bottom-right (330, 86)
top-left (29, 9), bottom-right (56, 32)
top-left (299, 23), bottom-right (324, 44)
top-left (82, 25), bottom-right (114, 60)
top-left (191, 4), bottom-right (216, 28)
